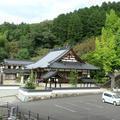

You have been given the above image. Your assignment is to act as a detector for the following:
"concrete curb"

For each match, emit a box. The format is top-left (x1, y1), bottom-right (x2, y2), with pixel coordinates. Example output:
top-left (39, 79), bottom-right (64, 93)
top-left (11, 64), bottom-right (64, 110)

top-left (18, 88), bottom-right (107, 102)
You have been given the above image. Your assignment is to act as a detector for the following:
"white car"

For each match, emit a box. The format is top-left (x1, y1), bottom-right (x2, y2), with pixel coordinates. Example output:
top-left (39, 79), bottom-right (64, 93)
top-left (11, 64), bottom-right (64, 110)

top-left (102, 91), bottom-right (120, 106)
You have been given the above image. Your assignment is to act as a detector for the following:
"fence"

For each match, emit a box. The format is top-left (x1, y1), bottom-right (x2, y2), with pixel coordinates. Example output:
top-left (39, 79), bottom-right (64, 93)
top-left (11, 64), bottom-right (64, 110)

top-left (0, 102), bottom-right (9, 119)
top-left (0, 102), bottom-right (57, 120)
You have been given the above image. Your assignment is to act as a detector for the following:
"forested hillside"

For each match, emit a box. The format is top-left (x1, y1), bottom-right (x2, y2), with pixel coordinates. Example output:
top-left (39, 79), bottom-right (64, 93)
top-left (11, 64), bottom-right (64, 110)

top-left (0, 2), bottom-right (120, 61)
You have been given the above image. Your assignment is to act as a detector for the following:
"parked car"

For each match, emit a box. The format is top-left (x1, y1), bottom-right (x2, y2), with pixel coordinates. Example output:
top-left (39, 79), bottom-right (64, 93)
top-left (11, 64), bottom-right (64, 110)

top-left (102, 91), bottom-right (120, 106)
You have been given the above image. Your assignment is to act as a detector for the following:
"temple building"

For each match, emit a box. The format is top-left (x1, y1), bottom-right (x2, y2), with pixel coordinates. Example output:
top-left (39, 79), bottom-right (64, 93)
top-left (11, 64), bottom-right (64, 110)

top-left (27, 47), bottom-right (99, 88)
top-left (0, 59), bottom-right (33, 85)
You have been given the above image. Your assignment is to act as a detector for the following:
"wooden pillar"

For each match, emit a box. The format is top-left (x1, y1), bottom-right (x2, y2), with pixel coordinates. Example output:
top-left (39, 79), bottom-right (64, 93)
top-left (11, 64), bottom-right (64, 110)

top-left (59, 79), bottom-right (61, 88)
top-left (0, 66), bottom-right (3, 84)
top-left (63, 69), bottom-right (65, 81)
top-left (0, 73), bottom-right (3, 85)
top-left (50, 79), bottom-right (51, 88)
top-left (55, 78), bottom-right (56, 88)
top-left (60, 82), bottom-right (61, 88)
top-left (45, 80), bottom-right (47, 88)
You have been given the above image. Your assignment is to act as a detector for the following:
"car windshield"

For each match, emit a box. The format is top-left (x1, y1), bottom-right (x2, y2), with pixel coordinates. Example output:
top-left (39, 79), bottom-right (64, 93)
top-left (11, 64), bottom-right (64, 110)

top-left (113, 94), bottom-right (120, 98)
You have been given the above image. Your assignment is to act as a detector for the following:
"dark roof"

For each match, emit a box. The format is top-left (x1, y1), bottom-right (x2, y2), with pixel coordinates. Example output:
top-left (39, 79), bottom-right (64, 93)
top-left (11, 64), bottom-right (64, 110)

top-left (49, 62), bottom-right (99, 70)
top-left (41, 71), bottom-right (58, 79)
top-left (27, 47), bottom-right (70, 69)
top-left (26, 47), bottom-right (98, 70)
top-left (3, 69), bottom-right (30, 74)
top-left (4, 59), bottom-right (33, 66)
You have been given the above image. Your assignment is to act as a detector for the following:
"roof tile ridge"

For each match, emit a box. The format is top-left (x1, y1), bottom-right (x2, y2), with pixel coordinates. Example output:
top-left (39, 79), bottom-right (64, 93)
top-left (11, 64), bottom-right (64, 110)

top-left (4, 59), bottom-right (33, 62)
top-left (48, 47), bottom-right (71, 65)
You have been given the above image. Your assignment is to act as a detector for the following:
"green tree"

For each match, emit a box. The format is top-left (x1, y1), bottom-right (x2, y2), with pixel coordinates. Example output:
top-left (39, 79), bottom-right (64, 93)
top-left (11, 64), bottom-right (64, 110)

top-left (52, 14), bottom-right (69, 44)
top-left (0, 48), bottom-right (8, 62)
top-left (84, 10), bottom-right (120, 72)
top-left (31, 48), bottom-right (49, 61)
top-left (68, 13), bottom-right (83, 44)
top-left (69, 70), bottom-right (78, 87)
top-left (94, 10), bottom-right (120, 73)
top-left (7, 41), bottom-right (19, 58)
top-left (0, 33), bottom-right (9, 61)
top-left (25, 70), bottom-right (36, 89)
top-left (83, 9), bottom-right (120, 86)
top-left (16, 48), bottom-right (30, 59)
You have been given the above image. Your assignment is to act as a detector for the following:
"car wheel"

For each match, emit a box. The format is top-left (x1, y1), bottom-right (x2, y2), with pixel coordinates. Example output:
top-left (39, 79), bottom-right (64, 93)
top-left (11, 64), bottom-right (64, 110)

top-left (113, 101), bottom-right (117, 106)
top-left (102, 99), bottom-right (105, 103)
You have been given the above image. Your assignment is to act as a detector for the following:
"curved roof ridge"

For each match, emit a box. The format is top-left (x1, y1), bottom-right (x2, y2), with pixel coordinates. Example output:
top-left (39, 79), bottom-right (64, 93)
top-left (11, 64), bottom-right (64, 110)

top-left (4, 59), bottom-right (33, 62)
top-left (26, 47), bottom-right (70, 69)
top-left (51, 46), bottom-right (71, 52)
top-left (48, 47), bottom-right (70, 64)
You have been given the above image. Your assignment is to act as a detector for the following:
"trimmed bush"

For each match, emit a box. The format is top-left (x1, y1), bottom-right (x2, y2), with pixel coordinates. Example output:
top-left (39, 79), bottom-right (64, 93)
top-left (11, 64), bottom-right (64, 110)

top-left (25, 70), bottom-right (36, 89)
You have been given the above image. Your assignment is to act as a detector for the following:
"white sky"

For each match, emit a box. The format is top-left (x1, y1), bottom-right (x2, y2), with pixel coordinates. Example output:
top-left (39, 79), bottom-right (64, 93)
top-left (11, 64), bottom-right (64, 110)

top-left (0, 0), bottom-right (119, 24)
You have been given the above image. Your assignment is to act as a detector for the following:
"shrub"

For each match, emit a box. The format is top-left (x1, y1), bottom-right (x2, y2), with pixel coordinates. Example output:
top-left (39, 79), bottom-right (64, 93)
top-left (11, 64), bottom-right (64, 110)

top-left (25, 81), bottom-right (36, 89)
top-left (25, 70), bottom-right (36, 89)
top-left (68, 70), bottom-right (78, 87)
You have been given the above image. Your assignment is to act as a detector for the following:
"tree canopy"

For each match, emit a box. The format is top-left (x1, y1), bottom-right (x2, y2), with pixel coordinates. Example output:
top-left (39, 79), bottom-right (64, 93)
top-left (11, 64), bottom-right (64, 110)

top-left (84, 9), bottom-right (120, 73)
top-left (0, 2), bottom-right (120, 61)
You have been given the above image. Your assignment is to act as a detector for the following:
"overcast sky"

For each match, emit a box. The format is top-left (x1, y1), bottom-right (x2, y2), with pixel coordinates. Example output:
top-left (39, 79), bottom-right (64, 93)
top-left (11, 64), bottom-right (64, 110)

top-left (0, 0), bottom-right (120, 24)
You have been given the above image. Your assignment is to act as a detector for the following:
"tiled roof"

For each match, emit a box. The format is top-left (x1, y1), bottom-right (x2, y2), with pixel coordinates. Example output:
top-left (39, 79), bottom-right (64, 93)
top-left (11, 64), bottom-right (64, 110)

top-left (3, 69), bottom-right (30, 74)
top-left (4, 59), bottom-right (33, 66)
top-left (49, 62), bottom-right (99, 70)
top-left (41, 71), bottom-right (58, 79)
top-left (26, 47), bottom-right (99, 70)
top-left (27, 47), bottom-right (70, 69)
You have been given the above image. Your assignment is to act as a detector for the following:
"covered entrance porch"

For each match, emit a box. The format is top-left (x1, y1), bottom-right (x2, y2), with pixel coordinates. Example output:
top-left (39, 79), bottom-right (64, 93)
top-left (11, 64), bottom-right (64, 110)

top-left (39, 70), bottom-right (97, 88)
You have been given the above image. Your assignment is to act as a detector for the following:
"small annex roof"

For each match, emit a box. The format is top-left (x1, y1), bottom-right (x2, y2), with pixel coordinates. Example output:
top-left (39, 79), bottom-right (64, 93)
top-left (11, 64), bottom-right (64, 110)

top-left (41, 71), bottom-right (58, 80)
top-left (3, 69), bottom-right (30, 74)
top-left (3, 59), bottom-right (33, 66)
top-left (49, 62), bottom-right (99, 70)
top-left (27, 47), bottom-right (70, 69)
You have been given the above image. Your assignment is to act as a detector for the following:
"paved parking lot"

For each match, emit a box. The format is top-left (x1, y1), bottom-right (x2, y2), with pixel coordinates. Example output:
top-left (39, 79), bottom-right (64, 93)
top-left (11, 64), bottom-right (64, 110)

top-left (17, 94), bottom-right (120, 120)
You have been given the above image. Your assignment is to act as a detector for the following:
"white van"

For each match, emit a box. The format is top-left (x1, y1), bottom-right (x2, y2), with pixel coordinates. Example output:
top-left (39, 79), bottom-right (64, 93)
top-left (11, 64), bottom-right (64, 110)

top-left (102, 91), bottom-right (120, 106)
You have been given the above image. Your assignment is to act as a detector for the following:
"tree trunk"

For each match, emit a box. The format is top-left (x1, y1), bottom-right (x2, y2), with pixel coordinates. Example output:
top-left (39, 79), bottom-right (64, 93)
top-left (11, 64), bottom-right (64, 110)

top-left (111, 73), bottom-right (115, 90)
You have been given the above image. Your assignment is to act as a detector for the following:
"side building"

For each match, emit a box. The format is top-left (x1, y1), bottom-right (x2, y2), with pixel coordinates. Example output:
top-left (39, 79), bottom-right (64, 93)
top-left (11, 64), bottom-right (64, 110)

top-left (0, 59), bottom-right (33, 85)
top-left (27, 47), bottom-right (99, 88)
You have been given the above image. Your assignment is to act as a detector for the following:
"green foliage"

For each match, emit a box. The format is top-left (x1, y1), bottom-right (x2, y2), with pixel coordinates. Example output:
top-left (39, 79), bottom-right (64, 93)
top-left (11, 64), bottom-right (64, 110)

top-left (74, 37), bottom-right (96, 57)
top-left (31, 48), bottom-right (49, 61)
top-left (7, 41), bottom-right (19, 58)
top-left (0, 115), bottom-right (2, 120)
top-left (0, 48), bottom-right (8, 62)
top-left (25, 70), bottom-right (36, 89)
top-left (25, 81), bottom-right (36, 89)
top-left (0, 2), bottom-right (120, 61)
top-left (68, 13), bottom-right (83, 44)
top-left (90, 70), bottom-right (107, 84)
top-left (69, 70), bottom-right (78, 87)
top-left (16, 48), bottom-right (30, 59)
top-left (0, 33), bottom-right (6, 47)
top-left (84, 9), bottom-right (120, 74)
top-left (95, 10), bottom-right (120, 73)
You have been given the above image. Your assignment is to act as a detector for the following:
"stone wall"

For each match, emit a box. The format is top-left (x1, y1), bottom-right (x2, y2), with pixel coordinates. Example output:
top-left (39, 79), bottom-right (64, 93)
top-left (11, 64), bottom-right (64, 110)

top-left (18, 87), bottom-right (105, 102)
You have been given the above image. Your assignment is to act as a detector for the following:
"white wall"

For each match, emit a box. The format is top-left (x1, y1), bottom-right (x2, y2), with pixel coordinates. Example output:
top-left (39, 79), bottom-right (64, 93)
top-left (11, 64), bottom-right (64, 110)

top-left (18, 88), bottom-right (106, 102)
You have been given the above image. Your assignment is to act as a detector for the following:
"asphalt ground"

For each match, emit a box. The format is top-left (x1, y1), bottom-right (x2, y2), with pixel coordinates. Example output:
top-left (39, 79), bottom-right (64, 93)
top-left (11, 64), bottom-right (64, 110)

top-left (16, 94), bottom-right (120, 120)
